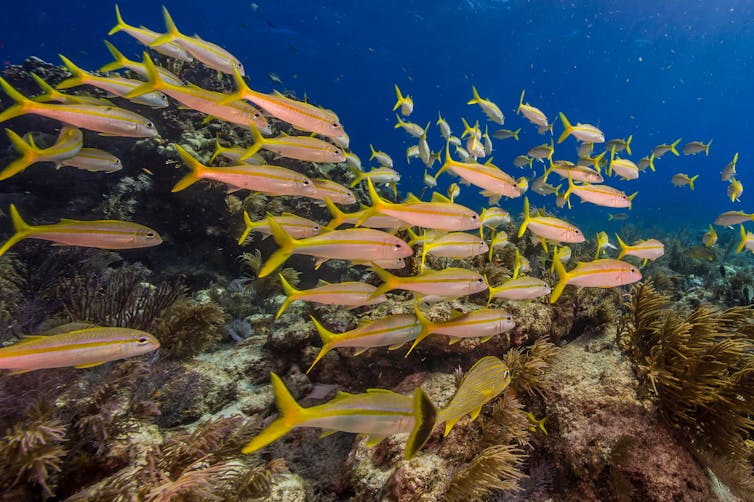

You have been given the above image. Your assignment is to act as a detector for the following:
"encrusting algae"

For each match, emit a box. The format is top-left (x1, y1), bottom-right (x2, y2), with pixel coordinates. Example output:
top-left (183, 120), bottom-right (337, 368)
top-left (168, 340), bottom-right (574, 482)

top-left (0, 3), bottom-right (752, 500)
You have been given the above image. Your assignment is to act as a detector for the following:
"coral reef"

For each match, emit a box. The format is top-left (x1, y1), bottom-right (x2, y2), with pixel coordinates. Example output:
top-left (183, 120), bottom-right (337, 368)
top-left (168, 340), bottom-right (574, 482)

top-left (152, 298), bottom-right (226, 359)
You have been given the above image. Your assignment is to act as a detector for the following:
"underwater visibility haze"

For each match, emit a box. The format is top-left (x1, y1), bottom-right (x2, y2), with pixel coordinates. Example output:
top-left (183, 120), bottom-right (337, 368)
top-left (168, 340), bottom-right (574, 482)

top-left (0, 1), bottom-right (753, 500)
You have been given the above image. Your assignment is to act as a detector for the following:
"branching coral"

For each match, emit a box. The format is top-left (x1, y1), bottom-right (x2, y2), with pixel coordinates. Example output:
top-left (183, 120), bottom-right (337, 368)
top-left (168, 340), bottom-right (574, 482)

top-left (152, 298), bottom-right (226, 359)
top-left (504, 336), bottom-right (560, 397)
top-left (444, 444), bottom-right (527, 501)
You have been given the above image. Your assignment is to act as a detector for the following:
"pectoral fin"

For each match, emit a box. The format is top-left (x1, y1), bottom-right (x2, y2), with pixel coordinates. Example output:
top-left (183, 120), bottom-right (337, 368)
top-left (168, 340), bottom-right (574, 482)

top-left (75, 361), bottom-right (106, 369)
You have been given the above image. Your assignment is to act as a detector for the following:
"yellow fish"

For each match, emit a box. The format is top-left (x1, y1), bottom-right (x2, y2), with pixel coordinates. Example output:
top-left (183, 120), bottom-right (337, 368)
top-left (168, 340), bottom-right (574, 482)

top-left (467, 86), bottom-right (504, 125)
top-left (702, 224), bottom-right (717, 247)
top-left (276, 275), bottom-right (386, 319)
top-left (100, 40), bottom-right (184, 86)
top-left (393, 84), bottom-right (414, 116)
top-left (410, 306), bottom-right (515, 354)
top-left (550, 258), bottom-right (642, 303)
top-left (108, 5), bottom-right (192, 62)
top-left (557, 112), bottom-right (604, 144)
top-left (517, 90), bottom-right (549, 129)
top-left (1, 126), bottom-right (83, 180)
top-left (728, 177), bottom-right (743, 202)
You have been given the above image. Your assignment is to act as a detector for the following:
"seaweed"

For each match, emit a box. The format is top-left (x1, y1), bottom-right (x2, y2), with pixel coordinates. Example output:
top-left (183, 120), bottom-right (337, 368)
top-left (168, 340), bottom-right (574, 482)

top-left (152, 298), bottom-right (227, 359)
top-left (444, 444), bottom-right (527, 501)
top-left (504, 336), bottom-right (560, 397)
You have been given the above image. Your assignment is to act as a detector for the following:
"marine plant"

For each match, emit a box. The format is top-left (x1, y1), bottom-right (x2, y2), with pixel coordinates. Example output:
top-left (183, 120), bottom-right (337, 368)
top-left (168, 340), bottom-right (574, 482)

top-left (504, 336), bottom-right (560, 397)
top-left (0, 253), bottom-right (25, 338)
top-left (152, 297), bottom-right (226, 359)
top-left (620, 281), bottom-right (754, 497)
top-left (443, 444), bottom-right (527, 501)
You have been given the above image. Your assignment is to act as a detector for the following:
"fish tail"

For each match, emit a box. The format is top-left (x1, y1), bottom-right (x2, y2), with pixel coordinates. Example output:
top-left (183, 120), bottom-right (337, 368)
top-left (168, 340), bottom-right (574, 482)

top-left (615, 234), bottom-right (629, 259)
top-left (324, 197), bottom-right (346, 229)
top-left (517, 89), bottom-right (525, 114)
top-left (28, 73), bottom-right (58, 102)
top-left (209, 138), bottom-right (225, 164)
top-left (670, 138), bottom-right (681, 156)
top-left (467, 85), bottom-right (481, 105)
top-left (405, 387), bottom-right (437, 459)
top-left (369, 144), bottom-right (379, 161)
top-left (705, 139), bottom-right (712, 156)
top-left (108, 4), bottom-right (130, 36)
top-left (125, 53), bottom-right (162, 98)
top-left (557, 112), bottom-right (572, 144)
top-left (241, 372), bottom-right (302, 454)
top-left (237, 210), bottom-right (256, 245)
top-left (356, 179), bottom-right (386, 227)
top-left (241, 123), bottom-right (265, 160)
top-left (487, 232), bottom-right (495, 261)
top-left (592, 151), bottom-right (606, 174)
top-left (406, 304), bottom-right (435, 356)
top-left (56, 54), bottom-right (92, 90)
top-left (100, 40), bottom-right (128, 72)
top-left (549, 255), bottom-right (570, 304)
top-left (348, 167), bottom-right (364, 188)
top-left (393, 113), bottom-right (404, 128)
top-left (392, 84), bottom-right (404, 112)
top-left (0, 204), bottom-right (33, 257)
top-left (736, 225), bottom-right (747, 254)
top-left (625, 135), bottom-right (633, 156)
top-left (542, 160), bottom-right (553, 184)
top-left (688, 175), bottom-right (699, 191)
top-left (308, 317), bottom-right (336, 373)
top-left (648, 154), bottom-right (656, 172)
top-left (550, 246), bottom-right (558, 273)
top-left (150, 6), bottom-right (181, 47)
top-left (259, 218), bottom-right (298, 278)
top-left (275, 273), bottom-right (300, 319)
top-left (370, 264), bottom-right (397, 298)
top-left (0, 78), bottom-right (32, 123)
top-left (0, 129), bottom-right (38, 181)
top-left (513, 128), bottom-right (521, 141)
top-left (433, 141), bottom-right (452, 180)
top-left (171, 144), bottom-right (207, 192)
top-left (517, 197), bottom-right (531, 238)
top-left (420, 235), bottom-right (430, 271)
top-left (218, 66), bottom-right (251, 106)
top-left (512, 248), bottom-right (523, 279)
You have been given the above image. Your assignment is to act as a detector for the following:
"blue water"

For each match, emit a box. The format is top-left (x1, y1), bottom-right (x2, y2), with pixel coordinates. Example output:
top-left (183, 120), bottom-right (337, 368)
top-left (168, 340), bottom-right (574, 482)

top-left (1, 1), bottom-right (753, 240)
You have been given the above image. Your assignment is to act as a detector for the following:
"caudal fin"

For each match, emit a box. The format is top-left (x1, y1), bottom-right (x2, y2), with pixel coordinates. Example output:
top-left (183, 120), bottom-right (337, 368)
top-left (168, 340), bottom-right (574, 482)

top-left (275, 273), bottom-right (301, 319)
top-left (171, 144), bottom-right (207, 192)
top-left (100, 40), bottom-right (129, 72)
top-left (670, 138), bottom-right (681, 156)
top-left (736, 225), bottom-right (748, 254)
top-left (615, 233), bottom-right (629, 259)
top-left (688, 175), bottom-right (699, 191)
top-left (307, 317), bottom-right (337, 373)
top-left (467, 85), bottom-right (481, 105)
top-left (240, 123), bottom-right (265, 160)
top-left (0, 78), bottom-right (33, 124)
top-left (517, 197), bottom-right (531, 238)
top-left (557, 112), bottom-right (573, 144)
top-left (124, 53), bottom-right (163, 98)
top-left (549, 256), bottom-right (570, 304)
top-left (56, 55), bottom-right (91, 90)
top-left (149, 6), bottom-right (182, 47)
top-left (404, 387), bottom-right (437, 459)
top-left (0, 204), bottom-right (33, 257)
top-left (108, 5), bottom-right (130, 36)
top-left (406, 305), bottom-right (434, 356)
top-left (237, 211), bottom-right (256, 245)
top-left (258, 217), bottom-right (298, 278)
top-left (241, 372), bottom-right (303, 454)
top-left (369, 264), bottom-right (398, 299)
top-left (0, 129), bottom-right (41, 181)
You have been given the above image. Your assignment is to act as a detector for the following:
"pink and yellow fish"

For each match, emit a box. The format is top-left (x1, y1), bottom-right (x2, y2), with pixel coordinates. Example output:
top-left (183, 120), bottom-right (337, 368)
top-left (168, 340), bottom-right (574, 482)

top-left (276, 275), bottom-right (386, 319)
top-left (550, 258), bottom-right (642, 303)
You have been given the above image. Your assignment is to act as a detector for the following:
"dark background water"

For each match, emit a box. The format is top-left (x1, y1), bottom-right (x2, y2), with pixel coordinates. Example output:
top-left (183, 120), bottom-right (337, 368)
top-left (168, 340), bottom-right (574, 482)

top-left (1, 0), bottom-right (752, 239)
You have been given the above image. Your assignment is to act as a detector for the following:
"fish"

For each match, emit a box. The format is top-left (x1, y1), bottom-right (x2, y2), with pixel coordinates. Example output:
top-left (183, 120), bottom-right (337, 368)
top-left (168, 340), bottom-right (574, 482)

top-left (513, 155), bottom-right (533, 168)
top-left (447, 183), bottom-right (461, 203)
top-left (604, 135), bottom-right (633, 156)
top-left (238, 211), bottom-right (322, 244)
top-left (436, 356), bottom-right (511, 435)
top-left (684, 245), bottom-right (716, 261)
top-left (671, 173), bottom-right (699, 190)
top-left (531, 176), bottom-right (561, 196)
top-left (58, 147), bottom-right (122, 173)
top-left (170, 144), bottom-right (317, 197)
top-left (651, 139), bottom-right (681, 158)
top-left (721, 152), bottom-right (739, 182)
top-left (410, 307), bottom-right (515, 353)
top-left (682, 140), bottom-right (712, 156)
top-left (518, 197), bottom-right (585, 248)
top-left (736, 225), bottom-right (754, 254)
top-left (150, 6), bottom-right (244, 75)
top-left (58, 55), bottom-right (169, 109)
top-left (557, 112), bottom-right (605, 144)
top-left (465, 132), bottom-right (485, 158)
top-left (309, 314), bottom-right (424, 371)
top-left (460, 117), bottom-right (481, 140)
top-left (607, 149), bottom-right (638, 180)
top-left (1, 125), bottom-right (83, 180)
top-left (359, 179), bottom-right (481, 232)
top-left (615, 235), bottom-right (664, 266)
top-left (528, 140), bottom-right (555, 162)
top-left (517, 90), bottom-right (549, 128)
top-left (513, 248), bottom-right (531, 278)
top-left (488, 230), bottom-right (509, 260)
top-left (637, 156), bottom-right (654, 172)
top-left (480, 207), bottom-right (511, 229)
top-left (0, 204), bottom-right (162, 257)
top-left (267, 72), bottom-right (283, 85)
top-left (487, 275), bottom-right (551, 301)
top-left (714, 210), bottom-right (754, 227)
top-left (545, 161), bottom-right (603, 184)
top-left (29, 72), bottom-right (114, 107)
top-left (413, 230), bottom-right (488, 269)
top-left (436, 143), bottom-right (520, 199)
top-left (482, 125), bottom-right (493, 155)
top-left (210, 140), bottom-right (261, 165)
top-left (423, 170), bottom-right (437, 188)
top-left (607, 213), bottom-right (629, 221)
top-left (595, 231), bottom-right (617, 259)
top-left (371, 266), bottom-right (487, 301)
top-left (241, 372), bottom-right (436, 460)
top-left (349, 166), bottom-right (401, 187)
top-left (550, 245), bottom-right (572, 272)
top-left (516, 176), bottom-right (529, 194)
top-left (258, 217), bottom-right (412, 278)
top-left (345, 152), bottom-right (362, 171)
top-left (467, 86), bottom-right (504, 125)
top-left (702, 225), bottom-right (717, 247)
top-left (492, 128), bottom-right (521, 141)
top-left (728, 178), bottom-right (743, 202)
top-left (369, 145), bottom-right (394, 168)
top-left (562, 172), bottom-right (636, 210)
top-left (0, 77), bottom-right (158, 138)
top-left (394, 115), bottom-right (426, 138)
top-left (310, 180), bottom-right (356, 206)
top-left (448, 135), bottom-right (462, 147)
top-left (550, 258), bottom-right (642, 303)
top-left (393, 84), bottom-right (414, 116)
top-left (276, 275), bottom-right (386, 319)
top-left (108, 5), bottom-right (192, 62)
top-left (323, 199), bottom-right (405, 230)
top-left (243, 123), bottom-right (344, 163)
top-left (0, 324), bottom-right (159, 373)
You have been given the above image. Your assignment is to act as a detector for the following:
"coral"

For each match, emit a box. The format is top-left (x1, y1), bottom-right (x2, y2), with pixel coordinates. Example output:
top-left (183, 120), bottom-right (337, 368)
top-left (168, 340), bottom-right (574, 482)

top-left (504, 336), bottom-right (560, 397)
top-left (443, 444), bottom-right (526, 501)
top-left (0, 253), bottom-right (26, 339)
top-left (152, 297), bottom-right (227, 359)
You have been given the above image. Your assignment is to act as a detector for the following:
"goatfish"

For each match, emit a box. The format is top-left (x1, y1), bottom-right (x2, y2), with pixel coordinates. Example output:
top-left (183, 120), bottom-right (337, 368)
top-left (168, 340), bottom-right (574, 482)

top-left (393, 84), bottom-right (414, 116)
top-left (349, 166), bottom-right (400, 187)
top-left (410, 230), bottom-right (488, 269)
top-left (721, 152), bottom-right (739, 182)
top-left (323, 199), bottom-right (405, 230)
top-left (487, 276), bottom-right (551, 302)
top-left (488, 230), bottom-right (509, 260)
top-left (682, 140), bottom-right (712, 156)
top-left (369, 145), bottom-right (394, 168)
top-left (616, 235), bottom-right (665, 266)
top-left (728, 178), bottom-right (744, 203)
top-left (410, 307), bottom-right (515, 354)
top-left (345, 152), bottom-right (362, 171)
top-left (394, 115), bottom-right (426, 138)
top-left (436, 356), bottom-right (511, 436)
top-left (517, 90), bottom-right (549, 129)
top-left (259, 218), bottom-right (412, 278)
top-left (480, 207), bottom-right (511, 229)
top-left (512, 248), bottom-right (530, 279)
top-left (518, 197), bottom-right (585, 248)
top-left (58, 147), bottom-right (122, 173)
top-left (736, 225), bottom-right (754, 254)
top-left (437, 112), bottom-right (452, 139)
top-left (150, 6), bottom-right (244, 75)
top-left (57, 55), bottom-right (169, 109)
top-left (652, 139), bottom-right (681, 159)
top-left (310, 180), bottom-right (356, 206)
top-left (467, 86), bottom-right (504, 124)
top-left (276, 275), bottom-right (386, 319)
top-left (125, 54), bottom-right (270, 132)
top-left (359, 179), bottom-right (481, 232)
top-left (545, 161), bottom-right (603, 184)
top-left (514, 155), bottom-right (533, 168)
top-left (528, 140), bottom-right (555, 162)
top-left (550, 258), bottom-right (642, 303)
top-left (371, 266), bottom-right (487, 301)
top-left (558, 112), bottom-right (604, 144)
top-left (238, 211), bottom-right (321, 244)
top-left (550, 245), bottom-right (572, 272)
top-left (563, 172), bottom-right (635, 209)
top-left (171, 145), bottom-right (316, 197)
top-left (0, 324), bottom-right (159, 373)
top-left (29, 72), bottom-right (114, 107)
top-left (1, 126), bottom-right (83, 180)
top-left (604, 135), bottom-right (633, 156)
top-left (243, 123), bottom-right (346, 163)
top-left (241, 372), bottom-right (436, 459)
top-left (108, 5), bottom-right (192, 62)
top-left (224, 67), bottom-right (347, 143)
top-left (309, 314), bottom-right (424, 371)
top-left (492, 128), bottom-right (520, 141)
top-left (0, 204), bottom-right (161, 257)
top-left (437, 143), bottom-right (520, 199)
top-left (595, 231), bottom-right (617, 259)
top-left (101, 40), bottom-right (183, 86)
top-left (608, 149), bottom-right (638, 180)
top-left (714, 210), bottom-right (754, 227)
top-left (671, 173), bottom-right (699, 190)
top-left (0, 77), bottom-right (158, 138)
top-left (702, 225), bottom-right (717, 247)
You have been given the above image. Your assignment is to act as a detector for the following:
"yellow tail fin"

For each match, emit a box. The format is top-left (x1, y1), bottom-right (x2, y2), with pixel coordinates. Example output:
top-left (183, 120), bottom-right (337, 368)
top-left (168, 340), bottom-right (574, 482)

top-left (0, 129), bottom-right (39, 181)
top-left (241, 372), bottom-right (304, 454)
top-left (56, 55), bottom-right (90, 90)
top-left (406, 305), bottom-right (434, 356)
top-left (355, 179), bottom-right (388, 227)
top-left (549, 256), bottom-right (570, 304)
top-left (0, 78), bottom-right (33, 123)
top-left (670, 138), bottom-right (681, 156)
top-left (517, 89), bottom-right (525, 114)
top-left (100, 40), bottom-right (130, 72)
top-left (275, 273), bottom-right (301, 319)
top-left (308, 317), bottom-right (337, 373)
top-left (736, 225), bottom-right (748, 254)
top-left (149, 6), bottom-right (182, 47)
top-left (171, 144), bottom-right (207, 192)
top-left (404, 388), bottom-right (437, 459)
top-left (124, 53), bottom-right (163, 98)
top-left (370, 264), bottom-right (398, 299)
top-left (557, 112), bottom-right (572, 144)
top-left (241, 123), bottom-right (265, 160)
top-left (237, 211), bottom-right (256, 245)
top-left (615, 233), bottom-right (629, 259)
top-left (625, 135), bottom-right (633, 156)
top-left (467, 85), bottom-right (481, 105)
top-left (107, 5), bottom-right (131, 36)
top-left (688, 175), bottom-right (699, 191)
top-left (259, 217), bottom-right (299, 278)
top-left (517, 197), bottom-right (531, 238)
top-left (0, 204), bottom-right (33, 257)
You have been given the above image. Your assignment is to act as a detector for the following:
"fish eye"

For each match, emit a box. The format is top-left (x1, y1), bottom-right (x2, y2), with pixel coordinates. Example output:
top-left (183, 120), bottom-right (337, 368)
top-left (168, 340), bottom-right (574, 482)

top-left (503, 369), bottom-right (510, 379)
top-left (146, 231), bottom-right (156, 239)
top-left (631, 268), bottom-right (637, 273)
top-left (477, 278), bottom-right (484, 283)
top-left (254, 112), bottom-right (260, 118)
top-left (394, 243), bottom-right (402, 250)
top-left (302, 179), bottom-right (310, 185)
top-left (506, 315), bottom-right (512, 321)
top-left (471, 214), bottom-right (478, 220)
top-left (115, 159), bottom-right (122, 165)
top-left (138, 336), bottom-right (149, 344)
top-left (236, 62), bottom-right (243, 69)
top-left (332, 122), bottom-right (340, 128)
top-left (314, 225), bottom-right (320, 231)
top-left (146, 122), bottom-right (154, 129)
